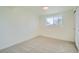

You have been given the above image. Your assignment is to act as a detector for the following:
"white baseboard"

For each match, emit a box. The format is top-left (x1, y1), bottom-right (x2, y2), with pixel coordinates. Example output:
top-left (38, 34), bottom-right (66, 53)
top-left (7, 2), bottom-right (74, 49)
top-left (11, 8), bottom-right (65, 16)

top-left (0, 34), bottom-right (74, 50)
top-left (41, 34), bottom-right (74, 42)
top-left (0, 34), bottom-right (39, 50)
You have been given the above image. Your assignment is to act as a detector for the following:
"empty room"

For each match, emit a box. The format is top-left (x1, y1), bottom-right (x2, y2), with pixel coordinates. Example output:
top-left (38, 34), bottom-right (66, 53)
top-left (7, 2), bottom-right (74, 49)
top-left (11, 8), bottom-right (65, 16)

top-left (0, 6), bottom-right (79, 53)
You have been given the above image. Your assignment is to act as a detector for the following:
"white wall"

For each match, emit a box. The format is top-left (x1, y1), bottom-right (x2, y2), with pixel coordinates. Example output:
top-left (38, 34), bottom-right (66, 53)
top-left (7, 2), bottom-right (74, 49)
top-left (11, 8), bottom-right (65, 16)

top-left (75, 7), bottom-right (79, 50)
top-left (0, 7), bottom-right (39, 49)
top-left (39, 10), bottom-right (75, 42)
top-left (0, 7), bottom-right (75, 49)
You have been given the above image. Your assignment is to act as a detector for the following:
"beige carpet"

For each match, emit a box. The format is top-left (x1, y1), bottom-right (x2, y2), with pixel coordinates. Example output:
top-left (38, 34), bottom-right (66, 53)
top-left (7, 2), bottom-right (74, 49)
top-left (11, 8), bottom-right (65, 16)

top-left (0, 36), bottom-right (77, 53)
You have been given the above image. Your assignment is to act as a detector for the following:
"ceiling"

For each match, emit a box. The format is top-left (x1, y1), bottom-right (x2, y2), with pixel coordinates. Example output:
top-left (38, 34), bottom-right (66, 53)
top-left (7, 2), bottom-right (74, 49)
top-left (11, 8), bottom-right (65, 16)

top-left (19, 6), bottom-right (76, 15)
top-left (30, 6), bottom-right (76, 15)
top-left (40, 6), bottom-right (76, 15)
top-left (0, 6), bottom-right (76, 15)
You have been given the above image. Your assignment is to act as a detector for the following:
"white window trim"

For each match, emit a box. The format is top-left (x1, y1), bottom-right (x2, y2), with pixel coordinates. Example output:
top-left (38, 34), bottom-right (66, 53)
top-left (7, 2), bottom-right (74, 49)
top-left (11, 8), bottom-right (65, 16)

top-left (45, 15), bottom-right (62, 27)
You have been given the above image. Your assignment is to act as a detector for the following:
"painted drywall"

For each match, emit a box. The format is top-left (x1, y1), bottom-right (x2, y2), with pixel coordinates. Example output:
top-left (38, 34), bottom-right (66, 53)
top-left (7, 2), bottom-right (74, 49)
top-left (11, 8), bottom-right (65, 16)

top-left (39, 10), bottom-right (75, 42)
top-left (0, 7), bottom-right (39, 49)
top-left (0, 7), bottom-right (75, 49)
top-left (75, 7), bottom-right (79, 50)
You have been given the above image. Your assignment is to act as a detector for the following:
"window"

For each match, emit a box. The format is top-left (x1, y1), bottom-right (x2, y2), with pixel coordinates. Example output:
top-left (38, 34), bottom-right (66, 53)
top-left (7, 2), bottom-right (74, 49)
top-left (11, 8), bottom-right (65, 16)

top-left (46, 16), bottom-right (62, 26)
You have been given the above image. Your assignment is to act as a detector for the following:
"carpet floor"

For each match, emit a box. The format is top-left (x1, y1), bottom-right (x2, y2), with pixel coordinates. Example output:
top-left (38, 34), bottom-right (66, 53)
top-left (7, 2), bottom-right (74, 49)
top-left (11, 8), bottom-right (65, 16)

top-left (0, 36), bottom-right (77, 53)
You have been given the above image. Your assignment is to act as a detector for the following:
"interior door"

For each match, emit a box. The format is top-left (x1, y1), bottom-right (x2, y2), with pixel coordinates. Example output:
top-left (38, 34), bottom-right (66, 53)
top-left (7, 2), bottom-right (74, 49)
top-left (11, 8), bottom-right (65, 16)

top-left (75, 7), bottom-right (79, 50)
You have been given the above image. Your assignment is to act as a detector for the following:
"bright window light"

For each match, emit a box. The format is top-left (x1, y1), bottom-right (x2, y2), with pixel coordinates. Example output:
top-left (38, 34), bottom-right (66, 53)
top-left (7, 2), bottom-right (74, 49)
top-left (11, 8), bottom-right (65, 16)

top-left (46, 16), bottom-right (54, 25)
top-left (46, 16), bottom-right (62, 26)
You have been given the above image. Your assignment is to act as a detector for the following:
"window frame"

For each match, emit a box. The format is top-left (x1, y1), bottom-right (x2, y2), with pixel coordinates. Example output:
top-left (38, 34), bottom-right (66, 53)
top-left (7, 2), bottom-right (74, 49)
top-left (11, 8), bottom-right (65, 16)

top-left (45, 15), bottom-right (63, 26)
